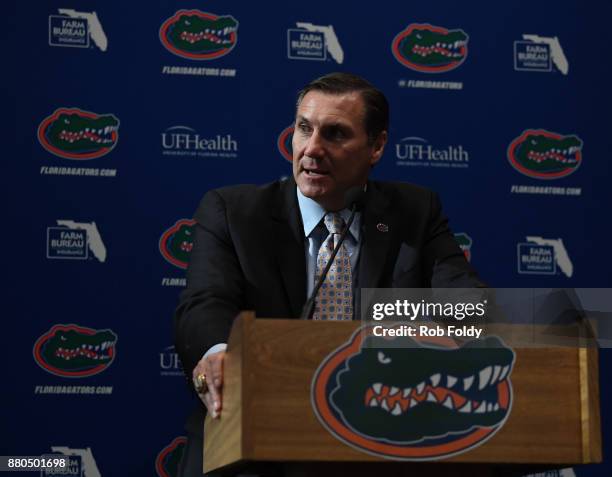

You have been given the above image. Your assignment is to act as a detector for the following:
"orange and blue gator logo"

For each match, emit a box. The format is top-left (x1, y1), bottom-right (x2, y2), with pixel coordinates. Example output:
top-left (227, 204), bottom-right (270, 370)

top-left (155, 437), bottom-right (186, 477)
top-left (392, 23), bottom-right (468, 73)
top-left (507, 129), bottom-right (583, 179)
top-left (159, 10), bottom-right (238, 60)
top-left (38, 108), bottom-right (119, 160)
top-left (159, 219), bottom-right (196, 269)
top-left (33, 324), bottom-right (117, 377)
top-left (312, 326), bottom-right (515, 460)
top-left (277, 125), bottom-right (294, 162)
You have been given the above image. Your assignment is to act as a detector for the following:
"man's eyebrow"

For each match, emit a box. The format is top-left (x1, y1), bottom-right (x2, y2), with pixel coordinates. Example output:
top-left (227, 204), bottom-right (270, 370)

top-left (295, 116), bottom-right (350, 130)
top-left (321, 120), bottom-right (352, 132)
top-left (324, 121), bottom-right (349, 128)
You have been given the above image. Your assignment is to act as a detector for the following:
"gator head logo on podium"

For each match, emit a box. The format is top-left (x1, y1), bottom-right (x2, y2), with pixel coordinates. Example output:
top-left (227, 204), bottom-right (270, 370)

top-left (392, 23), bottom-right (468, 73)
top-left (38, 108), bottom-right (119, 160)
top-left (159, 10), bottom-right (238, 60)
top-left (159, 219), bottom-right (196, 269)
top-left (508, 129), bottom-right (583, 179)
top-left (33, 324), bottom-right (117, 377)
top-left (312, 327), bottom-right (515, 460)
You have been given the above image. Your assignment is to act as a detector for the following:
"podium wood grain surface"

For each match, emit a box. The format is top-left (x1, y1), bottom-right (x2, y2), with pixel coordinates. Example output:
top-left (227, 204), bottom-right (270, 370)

top-left (204, 312), bottom-right (601, 473)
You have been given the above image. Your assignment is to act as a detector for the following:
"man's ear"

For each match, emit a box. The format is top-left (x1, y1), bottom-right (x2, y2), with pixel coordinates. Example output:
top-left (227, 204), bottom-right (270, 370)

top-left (370, 130), bottom-right (388, 166)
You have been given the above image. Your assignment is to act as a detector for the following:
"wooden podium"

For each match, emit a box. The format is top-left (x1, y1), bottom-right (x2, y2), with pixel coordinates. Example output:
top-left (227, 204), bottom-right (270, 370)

top-left (203, 312), bottom-right (601, 476)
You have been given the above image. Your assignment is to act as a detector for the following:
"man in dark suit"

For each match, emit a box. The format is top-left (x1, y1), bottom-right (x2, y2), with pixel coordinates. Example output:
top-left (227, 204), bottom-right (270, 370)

top-left (174, 72), bottom-right (483, 476)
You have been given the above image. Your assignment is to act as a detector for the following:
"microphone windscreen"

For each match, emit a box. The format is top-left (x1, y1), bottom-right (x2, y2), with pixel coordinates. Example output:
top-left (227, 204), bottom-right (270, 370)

top-left (344, 187), bottom-right (366, 210)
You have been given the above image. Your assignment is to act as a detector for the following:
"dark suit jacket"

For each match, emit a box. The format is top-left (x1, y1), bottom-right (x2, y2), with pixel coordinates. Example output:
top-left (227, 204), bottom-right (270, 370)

top-left (174, 177), bottom-right (484, 434)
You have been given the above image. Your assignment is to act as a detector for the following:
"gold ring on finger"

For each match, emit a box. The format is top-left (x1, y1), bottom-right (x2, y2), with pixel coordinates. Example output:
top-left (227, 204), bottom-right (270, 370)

top-left (194, 373), bottom-right (207, 392)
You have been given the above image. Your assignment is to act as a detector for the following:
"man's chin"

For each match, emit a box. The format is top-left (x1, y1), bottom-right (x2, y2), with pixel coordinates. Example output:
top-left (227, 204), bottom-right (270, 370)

top-left (298, 184), bottom-right (328, 201)
top-left (296, 179), bottom-right (345, 209)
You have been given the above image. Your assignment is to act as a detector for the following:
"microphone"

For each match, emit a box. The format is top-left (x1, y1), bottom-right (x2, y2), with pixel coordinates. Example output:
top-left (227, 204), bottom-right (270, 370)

top-left (299, 187), bottom-right (366, 320)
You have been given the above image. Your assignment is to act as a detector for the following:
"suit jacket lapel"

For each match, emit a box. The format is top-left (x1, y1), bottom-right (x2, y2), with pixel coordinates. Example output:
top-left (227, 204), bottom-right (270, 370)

top-left (270, 178), bottom-right (307, 317)
top-left (359, 182), bottom-right (396, 289)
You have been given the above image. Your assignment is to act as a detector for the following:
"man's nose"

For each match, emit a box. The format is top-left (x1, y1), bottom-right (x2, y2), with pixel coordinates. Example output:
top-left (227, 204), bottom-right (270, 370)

top-left (303, 130), bottom-right (325, 158)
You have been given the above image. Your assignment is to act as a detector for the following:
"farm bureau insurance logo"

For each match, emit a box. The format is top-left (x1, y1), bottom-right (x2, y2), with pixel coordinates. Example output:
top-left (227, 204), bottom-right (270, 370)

top-left (514, 34), bottom-right (568, 75)
top-left (38, 108), bottom-right (119, 160)
top-left (517, 236), bottom-right (573, 277)
top-left (287, 22), bottom-right (344, 64)
top-left (392, 23), bottom-right (468, 73)
top-left (312, 326), bottom-right (515, 460)
top-left (47, 220), bottom-right (107, 262)
top-left (156, 437), bottom-right (187, 477)
top-left (162, 126), bottom-right (238, 158)
top-left (33, 324), bottom-right (117, 378)
top-left (396, 137), bottom-right (469, 168)
top-left (160, 219), bottom-right (196, 269)
top-left (49, 9), bottom-right (108, 51)
top-left (507, 130), bottom-right (582, 179)
top-left (278, 125), bottom-right (294, 162)
top-left (160, 10), bottom-right (238, 60)
top-left (44, 447), bottom-right (100, 477)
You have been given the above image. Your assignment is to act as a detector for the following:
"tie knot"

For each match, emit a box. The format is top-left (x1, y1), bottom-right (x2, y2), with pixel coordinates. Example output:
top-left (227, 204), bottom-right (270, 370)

top-left (324, 212), bottom-right (345, 235)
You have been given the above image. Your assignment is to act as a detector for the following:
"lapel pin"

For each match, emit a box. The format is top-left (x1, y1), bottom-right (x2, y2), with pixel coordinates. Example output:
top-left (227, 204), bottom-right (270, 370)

top-left (377, 223), bottom-right (389, 232)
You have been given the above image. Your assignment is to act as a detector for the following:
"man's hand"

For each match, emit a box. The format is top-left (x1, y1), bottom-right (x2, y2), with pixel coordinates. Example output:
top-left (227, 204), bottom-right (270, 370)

top-left (192, 351), bottom-right (225, 418)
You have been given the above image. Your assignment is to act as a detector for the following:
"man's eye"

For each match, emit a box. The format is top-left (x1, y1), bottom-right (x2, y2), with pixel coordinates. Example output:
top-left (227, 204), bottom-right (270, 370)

top-left (326, 128), bottom-right (346, 141)
top-left (297, 123), bottom-right (312, 134)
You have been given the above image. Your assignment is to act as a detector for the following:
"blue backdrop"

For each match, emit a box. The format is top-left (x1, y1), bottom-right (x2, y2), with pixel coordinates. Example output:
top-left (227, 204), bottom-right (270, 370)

top-left (7, 1), bottom-right (611, 475)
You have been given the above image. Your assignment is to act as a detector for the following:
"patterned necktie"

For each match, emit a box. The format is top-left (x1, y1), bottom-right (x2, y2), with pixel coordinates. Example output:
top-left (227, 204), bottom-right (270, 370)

top-left (313, 212), bottom-right (353, 320)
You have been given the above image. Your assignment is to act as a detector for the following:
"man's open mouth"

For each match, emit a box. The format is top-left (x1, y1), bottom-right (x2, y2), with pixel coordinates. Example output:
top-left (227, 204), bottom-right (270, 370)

top-left (304, 168), bottom-right (330, 177)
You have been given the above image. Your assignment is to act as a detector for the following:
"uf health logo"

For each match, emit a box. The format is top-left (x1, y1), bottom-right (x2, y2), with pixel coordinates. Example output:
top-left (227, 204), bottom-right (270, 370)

top-left (287, 22), bottom-right (344, 64)
top-left (392, 23), bottom-right (468, 73)
top-left (160, 219), bottom-right (196, 269)
top-left (160, 10), bottom-right (238, 60)
top-left (38, 108), bottom-right (119, 160)
top-left (161, 126), bottom-right (238, 158)
top-left (312, 326), bottom-right (515, 460)
top-left (517, 236), bottom-right (573, 278)
top-left (514, 34), bottom-right (569, 75)
top-left (395, 136), bottom-right (469, 168)
top-left (507, 130), bottom-right (582, 180)
top-left (49, 9), bottom-right (108, 51)
top-left (33, 324), bottom-right (118, 378)
top-left (160, 345), bottom-right (183, 377)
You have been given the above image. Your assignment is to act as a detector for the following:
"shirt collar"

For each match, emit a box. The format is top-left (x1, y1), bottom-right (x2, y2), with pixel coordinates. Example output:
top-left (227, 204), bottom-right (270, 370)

top-left (296, 187), bottom-right (361, 241)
